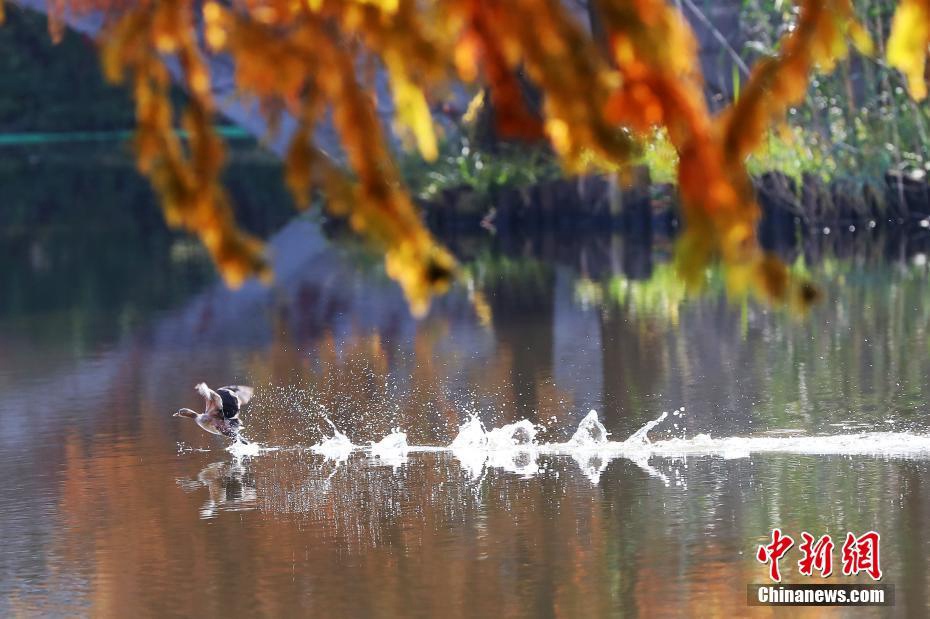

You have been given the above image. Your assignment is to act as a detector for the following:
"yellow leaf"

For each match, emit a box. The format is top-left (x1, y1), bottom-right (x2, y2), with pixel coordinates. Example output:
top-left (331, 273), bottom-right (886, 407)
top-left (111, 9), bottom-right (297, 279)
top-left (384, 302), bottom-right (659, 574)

top-left (848, 21), bottom-right (874, 56)
top-left (887, 0), bottom-right (930, 100)
top-left (385, 53), bottom-right (438, 162)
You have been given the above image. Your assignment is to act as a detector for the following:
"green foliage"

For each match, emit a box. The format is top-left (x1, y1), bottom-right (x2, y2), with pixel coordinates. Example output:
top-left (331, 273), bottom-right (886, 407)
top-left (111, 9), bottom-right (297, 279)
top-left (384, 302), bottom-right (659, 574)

top-left (575, 251), bottom-right (831, 324)
top-left (637, 129), bottom-right (679, 185)
top-left (400, 136), bottom-right (560, 201)
top-left (575, 262), bottom-right (726, 324)
top-left (639, 125), bottom-right (837, 186)
top-left (740, 0), bottom-right (930, 179)
top-left (746, 126), bottom-right (838, 180)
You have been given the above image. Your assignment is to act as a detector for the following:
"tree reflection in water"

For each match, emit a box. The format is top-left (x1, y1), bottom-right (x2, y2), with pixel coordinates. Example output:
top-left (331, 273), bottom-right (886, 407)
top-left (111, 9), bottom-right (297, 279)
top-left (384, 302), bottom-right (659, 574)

top-left (6, 212), bottom-right (930, 615)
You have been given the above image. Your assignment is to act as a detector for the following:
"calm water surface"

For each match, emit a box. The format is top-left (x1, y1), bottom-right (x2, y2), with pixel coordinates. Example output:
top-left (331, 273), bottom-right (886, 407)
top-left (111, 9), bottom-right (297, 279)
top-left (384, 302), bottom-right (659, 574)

top-left (3, 158), bottom-right (930, 616)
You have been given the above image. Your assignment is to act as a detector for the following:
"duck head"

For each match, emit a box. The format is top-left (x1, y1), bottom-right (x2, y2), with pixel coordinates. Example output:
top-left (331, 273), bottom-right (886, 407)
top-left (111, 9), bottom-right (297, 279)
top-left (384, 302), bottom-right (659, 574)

top-left (174, 408), bottom-right (198, 419)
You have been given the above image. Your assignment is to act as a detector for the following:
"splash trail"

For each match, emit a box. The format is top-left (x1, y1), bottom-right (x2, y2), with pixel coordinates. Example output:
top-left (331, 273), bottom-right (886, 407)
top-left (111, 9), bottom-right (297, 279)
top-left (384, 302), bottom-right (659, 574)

top-left (218, 409), bottom-right (930, 485)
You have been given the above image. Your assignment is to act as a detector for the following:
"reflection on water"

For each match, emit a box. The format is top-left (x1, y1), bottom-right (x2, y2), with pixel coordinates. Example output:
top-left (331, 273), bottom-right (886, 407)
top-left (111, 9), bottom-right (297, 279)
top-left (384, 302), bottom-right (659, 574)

top-left (34, 443), bottom-right (928, 617)
top-left (5, 164), bottom-right (930, 614)
top-left (177, 459), bottom-right (258, 519)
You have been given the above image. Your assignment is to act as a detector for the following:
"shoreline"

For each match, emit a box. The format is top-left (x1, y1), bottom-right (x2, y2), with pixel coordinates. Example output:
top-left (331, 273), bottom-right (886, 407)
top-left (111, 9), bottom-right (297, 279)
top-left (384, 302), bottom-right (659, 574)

top-left (420, 169), bottom-right (930, 248)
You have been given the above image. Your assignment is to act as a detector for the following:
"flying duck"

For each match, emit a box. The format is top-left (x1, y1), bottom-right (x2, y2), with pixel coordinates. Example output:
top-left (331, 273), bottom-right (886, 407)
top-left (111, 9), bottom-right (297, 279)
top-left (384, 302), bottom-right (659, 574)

top-left (175, 383), bottom-right (254, 441)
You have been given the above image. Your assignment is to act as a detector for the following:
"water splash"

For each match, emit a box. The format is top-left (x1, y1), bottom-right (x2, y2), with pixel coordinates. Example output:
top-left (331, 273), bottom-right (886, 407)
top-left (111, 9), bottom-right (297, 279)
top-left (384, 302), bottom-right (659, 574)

top-left (485, 419), bottom-right (538, 449)
top-left (248, 408), bottom-right (930, 487)
top-left (642, 431), bottom-right (930, 459)
top-left (449, 414), bottom-right (489, 479)
top-left (177, 442), bottom-right (211, 454)
top-left (486, 419), bottom-right (540, 477)
top-left (559, 411), bottom-right (612, 483)
top-left (370, 431), bottom-right (409, 469)
top-left (311, 416), bottom-right (355, 464)
top-left (566, 410), bottom-right (609, 447)
top-left (447, 416), bottom-right (543, 478)
top-left (450, 414), bottom-right (487, 450)
top-left (624, 411), bottom-right (668, 446)
top-left (226, 440), bottom-right (265, 458)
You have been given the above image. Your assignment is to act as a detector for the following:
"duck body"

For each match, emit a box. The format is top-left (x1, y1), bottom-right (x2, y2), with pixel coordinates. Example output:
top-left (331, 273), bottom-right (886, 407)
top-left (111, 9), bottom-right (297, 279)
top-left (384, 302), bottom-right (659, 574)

top-left (175, 383), bottom-right (254, 441)
top-left (193, 410), bottom-right (242, 437)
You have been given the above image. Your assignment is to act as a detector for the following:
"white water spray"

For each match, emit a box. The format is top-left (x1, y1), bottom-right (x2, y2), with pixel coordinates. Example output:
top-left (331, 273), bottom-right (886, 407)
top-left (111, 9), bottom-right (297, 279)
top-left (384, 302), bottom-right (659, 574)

top-left (311, 416), bottom-right (355, 463)
top-left (566, 410), bottom-right (609, 447)
top-left (302, 409), bottom-right (930, 485)
top-left (226, 440), bottom-right (265, 458)
top-left (370, 431), bottom-right (410, 469)
top-left (449, 414), bottom-right (490, 479)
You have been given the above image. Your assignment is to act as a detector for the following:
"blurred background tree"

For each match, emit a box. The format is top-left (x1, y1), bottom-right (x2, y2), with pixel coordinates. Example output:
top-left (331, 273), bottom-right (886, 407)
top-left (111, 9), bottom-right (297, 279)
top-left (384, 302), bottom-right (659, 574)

top-left (0, 0), bottom-right (927, 315)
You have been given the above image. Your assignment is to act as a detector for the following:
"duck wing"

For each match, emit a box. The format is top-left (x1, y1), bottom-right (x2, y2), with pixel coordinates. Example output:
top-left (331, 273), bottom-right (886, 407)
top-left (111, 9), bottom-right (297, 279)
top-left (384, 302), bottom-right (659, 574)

top-left (195, 383), bottom-right (224, 415)
top-left (217, 385), bottom-right (254, 419)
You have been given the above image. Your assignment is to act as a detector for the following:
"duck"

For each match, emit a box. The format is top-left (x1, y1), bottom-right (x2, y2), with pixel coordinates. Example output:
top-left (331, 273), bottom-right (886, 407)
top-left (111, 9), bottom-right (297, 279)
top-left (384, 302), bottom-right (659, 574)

top-left (175, 383), bottom-right (254, 442)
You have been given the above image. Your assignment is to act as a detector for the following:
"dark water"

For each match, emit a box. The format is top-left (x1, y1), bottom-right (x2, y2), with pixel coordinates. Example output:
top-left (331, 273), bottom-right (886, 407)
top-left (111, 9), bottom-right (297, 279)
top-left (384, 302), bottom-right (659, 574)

top-left (3, 156), bottom-right (930, 616)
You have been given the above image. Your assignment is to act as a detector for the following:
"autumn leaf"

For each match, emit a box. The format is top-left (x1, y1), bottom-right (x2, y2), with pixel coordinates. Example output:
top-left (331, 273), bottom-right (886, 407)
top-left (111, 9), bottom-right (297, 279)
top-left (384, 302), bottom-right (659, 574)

top-left (887, 0), bottom-right (930, 100)
top-left (2, 0), bottom-right (923, 315)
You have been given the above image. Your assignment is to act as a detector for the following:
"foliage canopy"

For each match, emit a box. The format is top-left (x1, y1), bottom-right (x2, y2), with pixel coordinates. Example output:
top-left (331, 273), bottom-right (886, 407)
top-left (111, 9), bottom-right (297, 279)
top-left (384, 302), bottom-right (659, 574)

top-left (2, 0), bottom-right (928, 314)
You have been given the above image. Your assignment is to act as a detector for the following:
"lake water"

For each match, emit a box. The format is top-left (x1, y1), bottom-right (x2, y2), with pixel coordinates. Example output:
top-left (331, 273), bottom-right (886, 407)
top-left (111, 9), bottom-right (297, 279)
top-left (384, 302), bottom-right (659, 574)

top-left (3, 155), bottom-right (930, 616)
